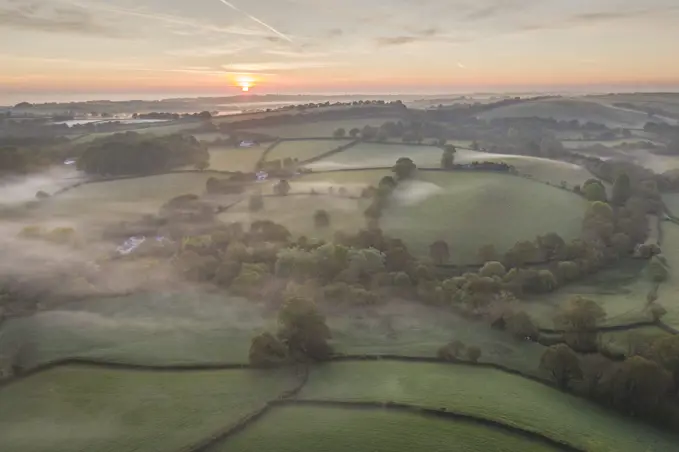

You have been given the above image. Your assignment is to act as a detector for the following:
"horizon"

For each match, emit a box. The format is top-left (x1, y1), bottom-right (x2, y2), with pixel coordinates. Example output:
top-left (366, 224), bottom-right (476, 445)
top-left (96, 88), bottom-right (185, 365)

top-left (2, 0), bottom-right (679, 103)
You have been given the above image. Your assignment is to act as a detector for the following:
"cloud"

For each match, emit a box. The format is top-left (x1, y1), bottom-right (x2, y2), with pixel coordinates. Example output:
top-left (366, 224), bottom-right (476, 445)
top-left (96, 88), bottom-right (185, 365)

top-left (222, 61), bottom-right (336, 72)
top-left (216, 0), bottom-right (292, 42)
top-left (264, 49), bottom-right (330, 58)
top-left (375, 32), bottom-right (469, 47)
top-left (375, 36), bottom-right (418, 46)
top-left (0, 0), bottom-right (120, 37)
top-left (464, 1), bottom-right (522, 21)
top-left (165, 44), bottom-right (251, 57)
top-left (327, 28), bottom-right (343, 37)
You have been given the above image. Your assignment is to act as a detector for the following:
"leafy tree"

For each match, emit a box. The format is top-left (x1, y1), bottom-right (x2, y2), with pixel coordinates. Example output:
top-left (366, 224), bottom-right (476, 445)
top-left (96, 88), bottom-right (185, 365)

top-left (349, 128), bottom-right (361, 138)
top-left (437, 340), bottom-right (465, 361)
top-left (429, 240), bottom-right (450, 265)
top-left (466, 346), bottom-right (482, 363)
top-left (537, 269), bottom-right (558, 292)
top-left (582, 179), bottom-right (607, 202)
top-left (479, 261), bottom-right (506, 278)
top-left (361, 125), bottom-right (378, 140)
top-left (504, 240), bottom-right (541, 268)
top-left (333, 128), bottom-right (347, 138)
top-left (314, 209), bottom-right (331, 228)
top-left (556, 297), bottom-right (606, 352)
top-left (611, 173), bottom-right (631, 205)
top-left (651, 335), bottom-right (679, 387)
top-left (195, 160), bottom-right (209, 171)
top-left (277, 297), bottom-right (332, 361)
top-left (557, 261), bottom-right (580, 282)
top-left (378, 176), bottom-right (397, 191)
top-left (274, 179), bottom-right (291, 196)
top-left (470, 140), bottom-right (480, 151)
top-left (609, 356), bottom-right (673, 415)
top-left (392, 157), bottom-right (417, 180)
top-left (249, 332), bottom-right (288, 368)
top-left (610, 232), bottom-right (632, 256)
top-left (540, 344), bottom-right (582, 388)
top-left (536, 233), bottom-right (566, 260)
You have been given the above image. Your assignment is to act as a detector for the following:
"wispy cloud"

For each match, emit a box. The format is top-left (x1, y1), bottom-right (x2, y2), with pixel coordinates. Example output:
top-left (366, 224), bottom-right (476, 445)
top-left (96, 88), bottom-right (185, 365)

top-left (375, 32), bottom-right (469, 47)
top-left (222, 61), bottom-right (336, 72)
top-left (165, 44), bottom-right (251, 57)
top-left (457, 62), bottom-right (467, 69)
top-left (216, 0), bottom-right (292, 42)
top-left (264, 49), bottom-right (329, 58)
top-left (0, 0), bottom-right (120, 37)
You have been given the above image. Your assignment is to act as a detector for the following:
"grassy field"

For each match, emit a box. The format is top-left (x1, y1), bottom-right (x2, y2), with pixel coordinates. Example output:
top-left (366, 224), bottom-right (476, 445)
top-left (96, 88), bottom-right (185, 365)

top-left (525, 260), bottom-right (654, 328)
top-left (0, 366), bottom-right (298, 452)
top-left (207, 145), bottom-right (264, 172)
top-left (478, 99), bottom-right (651, 128)
top-left (298, 361), bottom-right (679, 452)
top-left (600, 326), bottom-right (674, 358)
top-left (265, 139), bottom-right (353, 163)
top-left (0, 292), bottom-right (272, 369)
top-left (240, 118), bottom-right (396, 138)
top-left (71, 121), bottom-right (202, 143)
top-left (656, 223), bottom-right (679, 330)
top-left (663, 193), bottom-right (679, 217)
top-left (212, 405), bottom-right (563, 452)
top-left (381, 171), bottom-right (586, 263)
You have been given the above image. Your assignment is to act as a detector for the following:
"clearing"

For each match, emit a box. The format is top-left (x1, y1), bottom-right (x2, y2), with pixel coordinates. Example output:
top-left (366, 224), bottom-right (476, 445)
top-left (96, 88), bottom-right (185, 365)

top-left (265, 139), bottom-right (354, 164)
top-left (211, 405), bottom-right (562, 452)
top-left (0, 365), bottom-right (298, 452)
top-left (298, 361), bottom-right (679, 452)
top-left (207, 145), bottom-right (265, 172)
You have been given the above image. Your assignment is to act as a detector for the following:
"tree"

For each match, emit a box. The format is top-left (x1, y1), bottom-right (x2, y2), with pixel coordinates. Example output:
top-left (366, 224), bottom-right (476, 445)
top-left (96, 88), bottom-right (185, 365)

top-left (392, 157), bottom-right (417, 180)
top-left (557, 261), bottom-right (580, 282)
top-left (429, 240), bottom-right (450, 265)
top-left (438, 340), bottom-right (465, 361)
top-left (610, 232), bottom-right (632, 256)
top-left (582, 179), bottom-right (607, 202)
top-left (479, 261), bottom-right (506, 278)
top-left (540, 344), bottom-right (582, 388)
top-left (249, 332), bottom-right (288, 368)
top-left (440, 146), bottom-right (456, 169)
top-left (333, 128), bottom-right (347, 138)
top-left (314, 209), bottom-right (330, 228)
top-left (195, 160), bottom-right (209, 171)
top-left (277, 297), bottom-right (332, 361)
top-left (466, 346), bottom-right (482, 363)
top-left (611, 173), bottom-right (631, 206)
top-left (361, 125), bottom-right (378, 140)
top-left (609, 356), bottom-right (672, 415)
top-left (651, 335), bottom-right (679, 387)
top-left (556, 297), bottom-right (606, 352)
top-left (274, 179), bottom-right (291, 196)
top-left (378, 176), bottom-right (397, 191)
top-left (349, 128), bottom-right (360, 138)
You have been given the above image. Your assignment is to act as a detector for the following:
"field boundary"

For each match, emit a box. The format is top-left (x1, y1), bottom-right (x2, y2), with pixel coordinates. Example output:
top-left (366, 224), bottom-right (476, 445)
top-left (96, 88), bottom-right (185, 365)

top-left (299, 139), bottom-right (361, 166)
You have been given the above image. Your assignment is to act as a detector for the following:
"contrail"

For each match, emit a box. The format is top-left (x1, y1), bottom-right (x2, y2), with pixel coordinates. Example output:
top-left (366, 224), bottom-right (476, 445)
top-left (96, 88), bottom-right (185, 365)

top-left (217, 0), bottom-right (293, 42)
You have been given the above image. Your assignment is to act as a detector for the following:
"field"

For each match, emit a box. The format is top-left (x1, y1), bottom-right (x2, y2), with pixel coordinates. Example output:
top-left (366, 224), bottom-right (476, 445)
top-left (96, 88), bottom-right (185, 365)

top-left (212, 405), bottom-right (562, 452)
top-left (298, 361), bottom-right (679, 452)
top-left (478, 99), bottom-right (651, 128)
top-left (239, 117), bottom-right (396, 138)
top-left (0, 292), bottom-right (271, 369)
top-left (0, 365), bottom-right (298, 452)
top-left (207, 145), bottom-right (264, 172)
top-left (381, 171), bottom-right (586, 263)
top-left (264, 139), bottom-right (353, 164)
top-left (663, 193), bottom-right (679, 217)
top-left (70, 121), bottom-right (202, 143)
top-left (656, 223), bottom-right (679, 330)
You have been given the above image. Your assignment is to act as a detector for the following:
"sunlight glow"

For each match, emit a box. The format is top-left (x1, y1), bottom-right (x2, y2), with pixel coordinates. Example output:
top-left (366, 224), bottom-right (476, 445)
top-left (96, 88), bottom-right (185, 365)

top-left (236, 75), bottom-right (255, 92)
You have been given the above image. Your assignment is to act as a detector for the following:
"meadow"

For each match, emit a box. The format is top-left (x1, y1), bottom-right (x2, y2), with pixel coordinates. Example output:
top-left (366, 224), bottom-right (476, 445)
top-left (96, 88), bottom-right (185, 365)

top-left (207, 145), bottom-right (264, 172)
top-left (298, 361), bottom-right (679, 452)
top-left (264, 139), bottom-right (353, 164)
top-left (0, 365), bottom-right (298, 452)
top-left (71, 121), bottom-right (202, 143)
top-left (478, 98), bottom-right (650, 128)
top-left (211, 405), bottom-right (563, 452)
top-left (238, 117), bottom-right (397, 139)
top-left (655, 222), bottom-right (679, 330)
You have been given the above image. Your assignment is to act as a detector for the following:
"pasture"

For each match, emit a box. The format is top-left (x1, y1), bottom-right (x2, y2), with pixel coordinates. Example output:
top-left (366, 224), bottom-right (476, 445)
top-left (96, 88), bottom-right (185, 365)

top-left (207, 145), bottom-right (264, 172)
top-left (70, 121), bottom-right (202, 143)
top-left (213, 405), bottom-right (562, 452)
top-left (381, 171), bottom-right (586, 263)
top-left (238, 117), bottom-right (396, 139)
top-left (478, 98), bottom-right (651, 128)
top-left (656, 223), bottom-right (679, 330)
top-left (298, 361), bottom-right (679, 452)
top-left (0, 292), bottom-right (269, 369)
top-left (265, 139), bottom-right (353, 164)
top-left (0, 365), bottom-right (297, 452)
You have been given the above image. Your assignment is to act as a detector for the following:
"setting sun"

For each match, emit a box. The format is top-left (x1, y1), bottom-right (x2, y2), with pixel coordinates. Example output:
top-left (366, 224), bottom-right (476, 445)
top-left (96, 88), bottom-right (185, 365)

top-left (235, 76), bottom-right (255, 92)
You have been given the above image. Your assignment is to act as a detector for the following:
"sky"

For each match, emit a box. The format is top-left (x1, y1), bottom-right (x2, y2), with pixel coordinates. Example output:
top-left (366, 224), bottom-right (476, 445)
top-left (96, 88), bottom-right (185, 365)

top-left (2, 0), bottom-right (679, 102)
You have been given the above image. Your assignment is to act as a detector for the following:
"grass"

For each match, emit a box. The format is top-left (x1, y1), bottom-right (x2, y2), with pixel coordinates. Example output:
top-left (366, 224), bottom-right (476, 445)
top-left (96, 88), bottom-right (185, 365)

top-left (478, 98), bottom-right (650, 128)
top-left (211, 405), bottom-right (563, 452)
top-left (663, 193), bottom-right (679, 217)
top-left (656, 222), bottom-right (679, 330)
top-left (265, 139), bottom-right (353, 163)
top-left (240, 118), bottom-right (396, 138)
top-left (298, 361), bottom-right (679, 452)
top-left (381, 171), bottom-right (586, 264)
top-left (0, 292), bottom-right (271, 369)
top-left (600, 326), bottom-right (673, 358)
top-left (207, 145), bottom-right (265, 172)
top-left (71, 121), bottom-right (202, 143)
top-left (0, 365), bottom-right (298, 452)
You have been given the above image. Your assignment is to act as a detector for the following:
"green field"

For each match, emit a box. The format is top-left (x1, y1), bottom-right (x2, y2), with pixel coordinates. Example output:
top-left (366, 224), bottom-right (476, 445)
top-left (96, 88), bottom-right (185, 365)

top-left (208, 145), bottom-right (264, 172)
top-left (212, 405), bottom-right (562, 452)
top-left (382, 171), bottom-right (586, 263)
top-left (656, 223), bottom-right (679, 330)
top-left (478, 99), bottom-right (650, 128)
top-left (71, 121), bottom-right (202, 143)
top-left (663, 193), bottom-right (679, 217)
top-left (0, 366), bottom-right (297, 452)
top-left (265, 139), bottom-right (353, 164)
top-left (240, 117), bottom-right (396, 138)
top-left (0, 292), bottom-right (273, 369)
top-left (298, 361), bottom-right (679, 452)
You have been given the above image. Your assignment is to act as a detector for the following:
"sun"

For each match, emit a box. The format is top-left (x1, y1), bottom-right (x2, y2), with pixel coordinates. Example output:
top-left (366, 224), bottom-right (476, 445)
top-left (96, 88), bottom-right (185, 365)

top-left (236, 76), bottom-right (255, 93)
